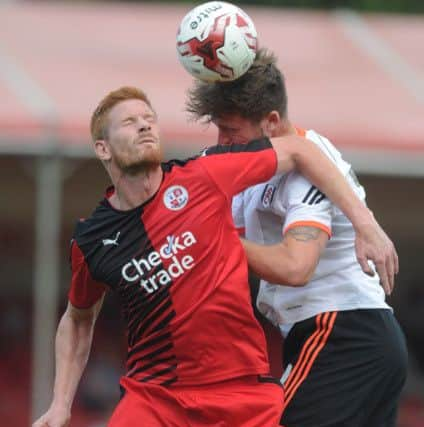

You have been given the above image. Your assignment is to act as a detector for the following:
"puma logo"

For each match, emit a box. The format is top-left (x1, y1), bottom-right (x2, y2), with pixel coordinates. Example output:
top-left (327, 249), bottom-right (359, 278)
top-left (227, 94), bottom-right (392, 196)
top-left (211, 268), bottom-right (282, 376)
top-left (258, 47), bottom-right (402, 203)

top-left (102, 231), bottom-right (121, 247)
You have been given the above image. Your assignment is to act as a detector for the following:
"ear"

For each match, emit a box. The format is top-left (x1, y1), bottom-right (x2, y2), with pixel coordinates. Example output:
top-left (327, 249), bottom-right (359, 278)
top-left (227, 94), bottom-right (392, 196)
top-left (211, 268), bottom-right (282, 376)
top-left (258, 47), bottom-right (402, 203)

top-left (94, 139), bottom-right (112, 162)
top-left (260, 111), bottom-right (282, 137)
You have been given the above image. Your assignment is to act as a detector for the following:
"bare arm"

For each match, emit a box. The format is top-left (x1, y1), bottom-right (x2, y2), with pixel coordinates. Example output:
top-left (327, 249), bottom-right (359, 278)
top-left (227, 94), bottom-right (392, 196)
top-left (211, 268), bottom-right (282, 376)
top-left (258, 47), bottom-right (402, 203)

top-left (242, 226), bottom-right (328, 286)
top-left (270, 135), bottom-right (398, 294)
top-left (33, 296), bottom-right (104, 427)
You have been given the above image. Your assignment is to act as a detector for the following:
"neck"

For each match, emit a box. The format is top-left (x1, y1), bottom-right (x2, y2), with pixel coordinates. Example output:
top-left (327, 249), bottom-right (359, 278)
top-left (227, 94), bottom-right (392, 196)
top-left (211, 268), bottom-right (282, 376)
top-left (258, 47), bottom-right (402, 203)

top-left (277, 118), bottom-right (297, 137)
top-left (109, 165), bottom-right (163, 210)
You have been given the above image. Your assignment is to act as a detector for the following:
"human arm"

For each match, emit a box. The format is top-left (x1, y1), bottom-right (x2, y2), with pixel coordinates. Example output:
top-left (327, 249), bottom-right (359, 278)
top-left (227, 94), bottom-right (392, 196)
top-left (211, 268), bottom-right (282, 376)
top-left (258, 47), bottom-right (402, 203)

top-left (242, 226), bottom-right (328, 286)
top-left (32, 296), bottom-right (104, 427)
top-left (270, 134), bottom-right (398, 294)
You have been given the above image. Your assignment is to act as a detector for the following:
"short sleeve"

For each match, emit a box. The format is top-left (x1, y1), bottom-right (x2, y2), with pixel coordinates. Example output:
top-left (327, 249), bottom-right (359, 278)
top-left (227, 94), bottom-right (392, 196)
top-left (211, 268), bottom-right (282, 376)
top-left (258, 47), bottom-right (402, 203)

top-left (198, 138), bottom-right (277, 199)
top-left (232, 193), bottom-right (245, 237)
top-left (282, 172), bottom-right (333, 237)
top-left (68, 240), bottom-right (107, 308)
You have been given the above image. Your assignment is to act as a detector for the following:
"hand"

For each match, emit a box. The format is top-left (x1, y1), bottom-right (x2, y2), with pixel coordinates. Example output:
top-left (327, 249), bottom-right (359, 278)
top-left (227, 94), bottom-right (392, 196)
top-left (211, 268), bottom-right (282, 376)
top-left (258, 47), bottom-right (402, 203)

top-left (32, 406), bottom-right (71, 427)
top-left (354, 213), bottom-right (399, 295)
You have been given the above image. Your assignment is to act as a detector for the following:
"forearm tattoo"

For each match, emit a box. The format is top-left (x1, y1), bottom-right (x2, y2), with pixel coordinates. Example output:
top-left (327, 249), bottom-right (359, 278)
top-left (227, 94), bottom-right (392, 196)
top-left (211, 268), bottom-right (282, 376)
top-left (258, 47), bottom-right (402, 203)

top-left (287, 226), bottom-right (321, 242)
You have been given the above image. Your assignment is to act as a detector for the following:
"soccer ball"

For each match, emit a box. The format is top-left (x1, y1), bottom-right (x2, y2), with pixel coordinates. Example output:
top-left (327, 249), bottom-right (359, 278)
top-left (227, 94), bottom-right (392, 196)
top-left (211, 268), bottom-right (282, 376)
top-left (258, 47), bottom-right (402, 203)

top-left (176, 1), bottom-right (258, 82)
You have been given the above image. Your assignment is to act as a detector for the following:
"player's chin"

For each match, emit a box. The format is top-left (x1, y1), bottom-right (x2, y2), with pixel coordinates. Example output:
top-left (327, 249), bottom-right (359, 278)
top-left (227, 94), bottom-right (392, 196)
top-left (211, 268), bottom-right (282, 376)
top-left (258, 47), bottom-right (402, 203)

top-left (122, 158), bottom-right (161, 175)
top-left (133, 150), bottom-right (162, 169)
top-left (144, 145), bottom-right (162, 162)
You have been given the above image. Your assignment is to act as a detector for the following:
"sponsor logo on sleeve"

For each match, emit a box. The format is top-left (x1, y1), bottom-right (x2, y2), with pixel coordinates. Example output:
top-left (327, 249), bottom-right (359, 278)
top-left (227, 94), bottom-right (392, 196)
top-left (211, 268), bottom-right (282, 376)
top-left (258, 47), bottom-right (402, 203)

top-left (261, 184), bottom-right (276, 208)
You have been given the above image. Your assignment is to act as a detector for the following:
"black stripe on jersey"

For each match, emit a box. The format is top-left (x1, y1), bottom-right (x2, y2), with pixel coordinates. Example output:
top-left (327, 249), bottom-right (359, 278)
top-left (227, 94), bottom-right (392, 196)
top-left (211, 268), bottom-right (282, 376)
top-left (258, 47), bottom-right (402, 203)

top-left (310, 190), bottom-right (324, 205)
top-left (314, 193), bottom-right (326, 204)
top-left (131, 356), bottom-right (177, 375)
top-left (130, 348), bottom-right (178, 385)
top-left (161, 377), bottom-right (178, 386)
top-left (140, 365), bottom-right (178, 383)
top-left (302, 186), bottom-right (326, 205)
top-left (152, 311), bottom-right (176, 333)
top-left (125, 289), bottom-right (170, 335)
top-left (205, 137), bottom-right (272, 155)
top-left (73, 202), bottom-right (179, 385)
top-left (127, 332), bottom-right (172, 360)
top-left (143, 342), bottom-right (175, 360)
top-left (127, 342), bottom-right (176, 377)
top-left (302, 186), bottom-right (317, 203)
top-left (125, 290), bottom-right (174, 346)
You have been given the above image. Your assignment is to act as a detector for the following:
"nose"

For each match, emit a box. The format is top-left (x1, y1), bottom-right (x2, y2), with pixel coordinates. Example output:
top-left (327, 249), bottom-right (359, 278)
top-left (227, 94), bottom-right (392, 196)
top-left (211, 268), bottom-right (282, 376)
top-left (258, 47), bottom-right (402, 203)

top-left (137, 116), bottom-right (151, 133)
top-left (139, 124), bottom-right (151, 133)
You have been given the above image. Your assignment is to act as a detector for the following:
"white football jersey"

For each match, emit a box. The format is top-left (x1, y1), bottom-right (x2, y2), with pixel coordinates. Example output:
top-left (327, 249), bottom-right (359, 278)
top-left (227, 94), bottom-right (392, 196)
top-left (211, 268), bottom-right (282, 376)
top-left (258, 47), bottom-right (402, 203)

top-left (233, 129), bottom-right (390, 332)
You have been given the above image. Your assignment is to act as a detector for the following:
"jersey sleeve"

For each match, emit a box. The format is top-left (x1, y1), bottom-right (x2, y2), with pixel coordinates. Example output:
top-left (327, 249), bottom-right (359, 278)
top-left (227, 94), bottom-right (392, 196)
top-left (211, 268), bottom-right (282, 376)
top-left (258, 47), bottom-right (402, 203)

top-left (281, 172), bottom-right (333, 237)
top-left (232, 193), bottom-right (245, 237)
top-left (68, 240), bottom-right (107, 309)
top-left (198, 138), bottom-right (277, 199)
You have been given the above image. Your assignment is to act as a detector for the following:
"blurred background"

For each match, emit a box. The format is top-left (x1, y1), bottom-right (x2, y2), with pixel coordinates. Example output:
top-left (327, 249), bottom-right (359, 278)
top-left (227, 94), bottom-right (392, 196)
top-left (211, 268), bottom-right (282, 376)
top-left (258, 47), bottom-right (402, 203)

top-left (1, 0), bottom-right (423, 426)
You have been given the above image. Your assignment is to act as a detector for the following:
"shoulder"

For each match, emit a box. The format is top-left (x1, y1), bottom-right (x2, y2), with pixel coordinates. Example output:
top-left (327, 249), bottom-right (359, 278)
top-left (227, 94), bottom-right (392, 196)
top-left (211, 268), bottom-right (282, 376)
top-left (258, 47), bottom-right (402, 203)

top-left (162, 156), bottom-right (200, 173)
top-left (72, 200), bottom-right (113, 245)
top-left (305, 130), bottom-right (351, 173)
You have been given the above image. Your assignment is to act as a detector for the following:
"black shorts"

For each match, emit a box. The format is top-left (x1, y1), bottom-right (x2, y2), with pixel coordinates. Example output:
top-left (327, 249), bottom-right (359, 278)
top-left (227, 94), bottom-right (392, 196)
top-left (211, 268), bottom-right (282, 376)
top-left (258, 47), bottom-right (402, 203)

top-left (280, 309), bottom-right (408, 427)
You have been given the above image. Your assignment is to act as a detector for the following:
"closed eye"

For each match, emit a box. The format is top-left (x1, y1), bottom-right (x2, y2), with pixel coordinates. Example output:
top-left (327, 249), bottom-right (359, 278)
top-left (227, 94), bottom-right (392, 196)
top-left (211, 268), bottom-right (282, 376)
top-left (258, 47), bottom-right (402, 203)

top-left (144, 113), bottom-right (157, 123)
top-left (122, 117), bottom-right (135, 125)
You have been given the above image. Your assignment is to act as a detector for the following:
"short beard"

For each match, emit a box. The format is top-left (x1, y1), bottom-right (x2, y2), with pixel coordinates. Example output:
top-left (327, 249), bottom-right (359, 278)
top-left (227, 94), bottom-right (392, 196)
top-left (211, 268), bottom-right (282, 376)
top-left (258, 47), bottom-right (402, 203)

top-left (120, 159), bottom-right (158, 176)
top-left (115, 147), bottom-right (163, 176)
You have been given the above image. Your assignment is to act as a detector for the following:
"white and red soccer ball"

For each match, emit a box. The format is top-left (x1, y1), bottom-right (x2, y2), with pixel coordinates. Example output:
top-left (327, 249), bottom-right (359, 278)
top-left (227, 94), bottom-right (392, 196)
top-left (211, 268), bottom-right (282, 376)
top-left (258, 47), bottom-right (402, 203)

top-left (176, 1), bottom-right (258, 82)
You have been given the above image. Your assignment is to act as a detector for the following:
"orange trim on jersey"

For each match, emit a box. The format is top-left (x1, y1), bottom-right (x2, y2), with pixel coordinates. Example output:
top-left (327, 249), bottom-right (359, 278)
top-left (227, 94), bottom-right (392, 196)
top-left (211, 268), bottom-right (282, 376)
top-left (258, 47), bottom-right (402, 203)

top-left (282, 312), bottom-right (338, 410)
top-left (295, 127), bottom-right (306, 137)
top-left (236, 227), bottom-right (245, 237)
top-left (284, 221), bottom-right (332, 238)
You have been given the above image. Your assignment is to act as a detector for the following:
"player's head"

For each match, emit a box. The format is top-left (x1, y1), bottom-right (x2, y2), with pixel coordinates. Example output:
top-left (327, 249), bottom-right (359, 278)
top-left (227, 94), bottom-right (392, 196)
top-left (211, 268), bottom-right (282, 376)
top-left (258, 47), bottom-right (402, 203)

top-left (91, 86), bottom-right (162, 175)
top-left (186, 48), bottom-right (288, 145)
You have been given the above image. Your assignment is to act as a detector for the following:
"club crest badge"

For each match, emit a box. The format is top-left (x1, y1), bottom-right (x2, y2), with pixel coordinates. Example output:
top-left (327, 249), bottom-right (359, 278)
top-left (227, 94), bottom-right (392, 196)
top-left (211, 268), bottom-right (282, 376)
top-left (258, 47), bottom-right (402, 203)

top-left (163, 185), bottom-right (189, 211)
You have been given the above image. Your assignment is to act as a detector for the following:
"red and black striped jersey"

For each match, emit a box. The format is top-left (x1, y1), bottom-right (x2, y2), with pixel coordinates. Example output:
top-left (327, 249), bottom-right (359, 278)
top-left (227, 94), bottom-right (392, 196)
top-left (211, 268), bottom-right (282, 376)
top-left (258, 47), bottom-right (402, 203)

top-left (68, 138), bottom-right (277, 386)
